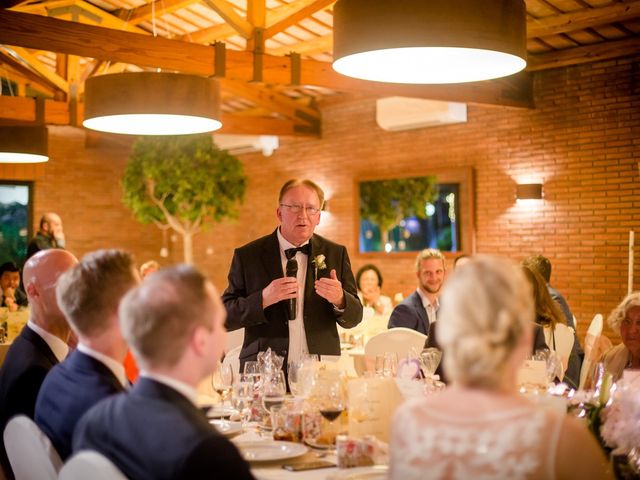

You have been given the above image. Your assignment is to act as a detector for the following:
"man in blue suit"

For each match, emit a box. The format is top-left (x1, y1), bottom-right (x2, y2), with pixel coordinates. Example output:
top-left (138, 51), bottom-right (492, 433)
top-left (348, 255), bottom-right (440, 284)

top-left (388, 249), bottom-right (446, 335)
top-left (73, 265), bottom-right (254, 480)
top-left (0, 249), bottom-right (78, 479)
top-left (35, 249), bottom-right (139, 460)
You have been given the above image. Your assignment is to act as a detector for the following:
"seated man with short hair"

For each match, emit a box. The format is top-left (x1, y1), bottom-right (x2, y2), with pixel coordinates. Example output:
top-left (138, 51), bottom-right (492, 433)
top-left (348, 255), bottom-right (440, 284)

top-left (35, 249), bottom-right (139, 460)
top-left (73, 265), bottom-right (254, 480)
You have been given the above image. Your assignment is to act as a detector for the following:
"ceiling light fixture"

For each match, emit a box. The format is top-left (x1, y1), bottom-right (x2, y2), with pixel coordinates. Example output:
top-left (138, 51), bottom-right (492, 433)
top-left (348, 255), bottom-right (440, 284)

top-left (83, 72), bottom-right (222, 135)
top-left (0, 126), bottom-right (48, 163)
top-left (332, 0), bottom-right (527, 84)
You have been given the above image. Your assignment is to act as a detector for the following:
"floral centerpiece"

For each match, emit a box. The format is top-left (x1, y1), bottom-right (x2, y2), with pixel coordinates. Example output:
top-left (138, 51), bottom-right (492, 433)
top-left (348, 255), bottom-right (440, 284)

top-left (600, 381), bottom-right (640, 475)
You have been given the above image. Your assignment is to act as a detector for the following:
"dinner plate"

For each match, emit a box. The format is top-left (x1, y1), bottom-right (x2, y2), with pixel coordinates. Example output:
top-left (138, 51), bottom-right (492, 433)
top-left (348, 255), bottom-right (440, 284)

top-left (209, 420), bottom-right (242, 437)
top-left (205, 405), bottom-right (236, 419)
top-left (235, 441), bottom-right (308, 462)
top-left (328, 465), bottom-right (388, 480)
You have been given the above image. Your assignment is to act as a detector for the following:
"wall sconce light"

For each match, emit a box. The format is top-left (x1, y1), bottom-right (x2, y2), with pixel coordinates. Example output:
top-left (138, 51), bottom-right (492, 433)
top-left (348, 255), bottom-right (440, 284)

top-left (322, 200), bottom-right (329, 212)
top-left (83, 72), bottom-right (222, 135)
top-left (0, 126), bottom-right (48, 163)
top-left (516, 183), bottom-right (543, 200)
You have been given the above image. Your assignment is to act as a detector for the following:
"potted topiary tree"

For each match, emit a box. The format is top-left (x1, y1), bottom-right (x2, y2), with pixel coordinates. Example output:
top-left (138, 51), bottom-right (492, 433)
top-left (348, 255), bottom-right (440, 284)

top-left (122, 134), bottom-right (246, 264)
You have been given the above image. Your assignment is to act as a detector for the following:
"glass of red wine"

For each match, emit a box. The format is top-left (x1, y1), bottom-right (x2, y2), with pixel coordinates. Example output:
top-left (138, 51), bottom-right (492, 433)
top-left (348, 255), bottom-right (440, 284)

top-left (318, 380), bottom-right (345, 445)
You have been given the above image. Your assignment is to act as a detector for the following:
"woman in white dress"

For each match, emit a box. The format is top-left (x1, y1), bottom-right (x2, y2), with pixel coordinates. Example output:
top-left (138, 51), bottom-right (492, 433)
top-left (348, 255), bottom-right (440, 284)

top-left (389, 255), bottom-right (611, 480)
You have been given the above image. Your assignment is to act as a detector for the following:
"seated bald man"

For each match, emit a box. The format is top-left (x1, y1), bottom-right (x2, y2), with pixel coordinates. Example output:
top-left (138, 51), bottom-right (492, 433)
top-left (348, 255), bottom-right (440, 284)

top-left (0, 249), bottom-right (78, 479)
top-left (35, 249), bottom-right (139, 460)
top-left (73, 265), bottom-right (254, 480)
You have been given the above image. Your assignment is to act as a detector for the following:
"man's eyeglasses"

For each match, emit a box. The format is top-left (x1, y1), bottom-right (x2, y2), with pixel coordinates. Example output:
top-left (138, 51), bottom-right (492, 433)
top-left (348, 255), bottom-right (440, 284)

top-left (280, 204), bottom-right (321, 216)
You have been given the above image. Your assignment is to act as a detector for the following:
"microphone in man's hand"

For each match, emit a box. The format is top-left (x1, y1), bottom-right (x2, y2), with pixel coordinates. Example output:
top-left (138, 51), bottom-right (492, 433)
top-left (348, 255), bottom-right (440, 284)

top-left (286, 258), bottom-right (298, 320)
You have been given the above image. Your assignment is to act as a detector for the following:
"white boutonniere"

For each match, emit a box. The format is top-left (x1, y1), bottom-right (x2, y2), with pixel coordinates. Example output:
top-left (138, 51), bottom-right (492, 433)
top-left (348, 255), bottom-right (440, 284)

top-left (312, 254), bottom-right (327, 280)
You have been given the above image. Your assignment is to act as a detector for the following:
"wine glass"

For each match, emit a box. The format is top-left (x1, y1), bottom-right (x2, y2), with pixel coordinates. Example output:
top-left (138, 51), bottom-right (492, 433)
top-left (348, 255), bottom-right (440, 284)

top-left (231, 376), bottom-right (253, 429)
top-left (212, 362), bottom-right (234, 426)
top-left (420, 347), bottom-right (442, 377)
top-left (262, 370), bottom-right (286, 414)
top-left (318, 378), bottom-right (346, 445)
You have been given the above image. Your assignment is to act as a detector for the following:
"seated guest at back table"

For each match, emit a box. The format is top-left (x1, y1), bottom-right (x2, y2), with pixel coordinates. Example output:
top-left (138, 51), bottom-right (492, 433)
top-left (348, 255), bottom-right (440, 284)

top-left (522, 265), bottom-right (582, 387)
top-left (390, 256), bottom-right (612, 480)
top-left (597, 291), bottom-right (640, 382)
top-left (388, 248), bottom-right (445, 335)
top-left (73, 265), bottom-right (254, 480)
top-left (356, 264), bottom-right (392, 316)
top-left (0, 249), bottom-right (78, 479)
top-left (35, 249), bottom-right (139, 460)
top-left (0, 261), bottom-right (28, 311)
top-left (139, 259), bottom-right (160, 280)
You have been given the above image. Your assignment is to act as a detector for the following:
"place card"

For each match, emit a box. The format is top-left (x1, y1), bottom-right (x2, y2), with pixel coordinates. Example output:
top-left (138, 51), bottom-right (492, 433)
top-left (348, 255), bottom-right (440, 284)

top-left (516, 359), bottom-right (547, 388)
top-left (347, 377), bottom-right (403, 442)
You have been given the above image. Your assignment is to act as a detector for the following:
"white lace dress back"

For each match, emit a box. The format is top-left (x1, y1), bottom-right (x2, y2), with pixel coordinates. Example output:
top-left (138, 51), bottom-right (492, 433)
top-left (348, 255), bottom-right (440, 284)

top-left (390, 393), bottom-right (564, 480)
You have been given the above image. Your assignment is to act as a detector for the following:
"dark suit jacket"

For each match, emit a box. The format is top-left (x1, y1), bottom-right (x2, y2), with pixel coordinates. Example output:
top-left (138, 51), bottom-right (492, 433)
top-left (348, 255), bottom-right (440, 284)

top-left (0, 325), bottom-right (60, 479)
top-left (34, 350), bottom-right (125, 460)
top-left (388, 290), bottom-right (433, 335)
top-left (73, 377), bottom-right (254, 480)
top-left (222, 230), bottom-right (362, 366)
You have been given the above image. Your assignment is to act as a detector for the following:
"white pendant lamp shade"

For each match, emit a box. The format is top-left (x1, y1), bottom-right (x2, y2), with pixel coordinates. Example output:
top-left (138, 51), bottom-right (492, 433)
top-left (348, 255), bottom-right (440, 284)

top-left (0, 126), bottom-right (48, 163)
top-left (332, 0), bottom-right (527, 84)
top-left (83, 72), bottom-right (222, 135)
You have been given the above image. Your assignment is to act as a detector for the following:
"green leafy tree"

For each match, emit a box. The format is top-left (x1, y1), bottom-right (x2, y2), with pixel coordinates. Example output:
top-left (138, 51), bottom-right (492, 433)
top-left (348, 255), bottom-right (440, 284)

top-left (360, 176), bottom-right (439, 248)
top-left (122, 134), bottom-right (246, 264)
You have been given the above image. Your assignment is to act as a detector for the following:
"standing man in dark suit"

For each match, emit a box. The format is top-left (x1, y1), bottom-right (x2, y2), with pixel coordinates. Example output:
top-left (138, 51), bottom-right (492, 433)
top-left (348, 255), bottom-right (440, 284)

top-left (0, 249), bottom-right (78, 479)
top-left (35, 249), bottom-right (139, 460)
top-left (73, 266), bottom-right (254, 480)
top-left (26, 212), bottom-right (65, 260)
top-left (388, 248), bottom-right (445, 335)
top-left (223, 179), bottom-right (362, 368)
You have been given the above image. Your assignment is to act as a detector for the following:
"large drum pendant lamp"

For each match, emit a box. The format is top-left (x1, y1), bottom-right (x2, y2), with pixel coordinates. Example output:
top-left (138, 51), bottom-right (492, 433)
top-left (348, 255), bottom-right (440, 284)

top-left (332, 0), bottom-right (527, 84)
top-left (0, 126), bottom-right (48, 163)
top-left (83, 72), bottom-right (222, 135)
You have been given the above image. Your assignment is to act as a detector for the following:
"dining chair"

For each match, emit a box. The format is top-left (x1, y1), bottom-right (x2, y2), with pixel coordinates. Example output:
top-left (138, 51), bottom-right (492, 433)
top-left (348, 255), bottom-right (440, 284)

top-left (579, 313), bottom-right (613, 389)
top-left (58, 450), bottom-right (127, 480)
top-left (3, 415), bottom-right (62, 480)
top-left (222, 345), bottom-right (241, 377)
top-left (543, 323), bottom-right (575, 380)
top-left (364, 327), bottom-right (427, 360)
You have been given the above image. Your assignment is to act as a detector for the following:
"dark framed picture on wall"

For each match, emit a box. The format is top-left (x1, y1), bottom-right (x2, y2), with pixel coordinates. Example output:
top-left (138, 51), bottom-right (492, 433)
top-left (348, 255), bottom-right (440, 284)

top-left (0, 181), bottom-right (33, 266)
top-left (357, 168), bottom-right (475, 255)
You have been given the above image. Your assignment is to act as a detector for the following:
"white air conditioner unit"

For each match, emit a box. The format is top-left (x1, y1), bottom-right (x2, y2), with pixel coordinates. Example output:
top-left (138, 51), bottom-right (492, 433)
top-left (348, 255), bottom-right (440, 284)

top-left (212, 134), bottom-right (279, 156)
top-left (376, 97), bottom-right (467, 131)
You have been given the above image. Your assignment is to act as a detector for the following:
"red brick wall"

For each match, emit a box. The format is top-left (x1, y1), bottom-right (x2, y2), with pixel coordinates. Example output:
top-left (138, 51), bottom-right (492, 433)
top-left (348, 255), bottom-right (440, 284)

top-left (2, 54), bottom-right (639, 343)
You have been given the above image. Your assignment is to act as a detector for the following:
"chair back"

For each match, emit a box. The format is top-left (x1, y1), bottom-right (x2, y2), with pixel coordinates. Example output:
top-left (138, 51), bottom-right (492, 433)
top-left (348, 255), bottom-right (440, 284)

top-left (59, 450), bottom-right (127, 480)
top-left (544, 324), bottom-right (575, 379)
top-left (579, 314), bottom-right (612, 389)
top-left (3, 415), bottom-right (62, 480)
top-left (364, 327), bottom-right (427, 359)
top-left (222, 345), bottom-right (241, 377)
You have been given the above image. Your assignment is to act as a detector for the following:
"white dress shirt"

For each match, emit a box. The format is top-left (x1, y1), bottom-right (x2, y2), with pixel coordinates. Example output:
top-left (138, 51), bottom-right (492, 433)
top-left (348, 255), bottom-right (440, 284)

top-left (277, 228), bottom-right (310, 364)
top-left (27, 320), bottom-right (69, 362)
top-left (416, 288), bottom-right (439, 327)
top-left (77, 343), bottom-right (128, 387)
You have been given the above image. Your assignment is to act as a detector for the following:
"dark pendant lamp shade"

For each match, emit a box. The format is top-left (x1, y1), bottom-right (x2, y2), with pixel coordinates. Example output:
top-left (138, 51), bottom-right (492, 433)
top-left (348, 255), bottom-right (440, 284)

top-left (83, 72), bottom-right (222, 135)
top-left (332, 0), bottom-right (527, 84)
top-left (0, 125), bottom-right (48, 163)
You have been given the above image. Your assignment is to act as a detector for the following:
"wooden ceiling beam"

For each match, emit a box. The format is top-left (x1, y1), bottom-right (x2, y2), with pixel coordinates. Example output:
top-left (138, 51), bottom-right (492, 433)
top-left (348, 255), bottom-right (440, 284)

top-left (0, 52), bottom-right (58, 96)
top-left (71, 0), bottom-right (149, 33)
top-left (0, 10), bottom-right (533, 108)
top-left (268, 34), bottom-right (331, 56)
top-left (526, 36), bottom-right (640, 71)
top-left (201, 0), bottom-right (253, 38)
top-left (179, 22), bottom-right (237, 43)
top-left (527, 1), bottom-right (640, 38)
top-left (218, 78), bottom-right (319, 123)
top-left (264, 0), bottom-right (334, 39)
top-left (11, 47), bottom-right (70, 93)
top-left (247, 0), bottom-right (266, 28)
top-left (116, 0), bottom-right (198, 25)
top-left (0, 95), bottom-right (313, 136)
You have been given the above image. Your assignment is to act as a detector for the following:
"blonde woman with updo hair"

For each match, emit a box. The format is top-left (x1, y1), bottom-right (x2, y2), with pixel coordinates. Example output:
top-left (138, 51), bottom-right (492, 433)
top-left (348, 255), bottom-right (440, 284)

top-left (389, 256), bottom-right (611, 480)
